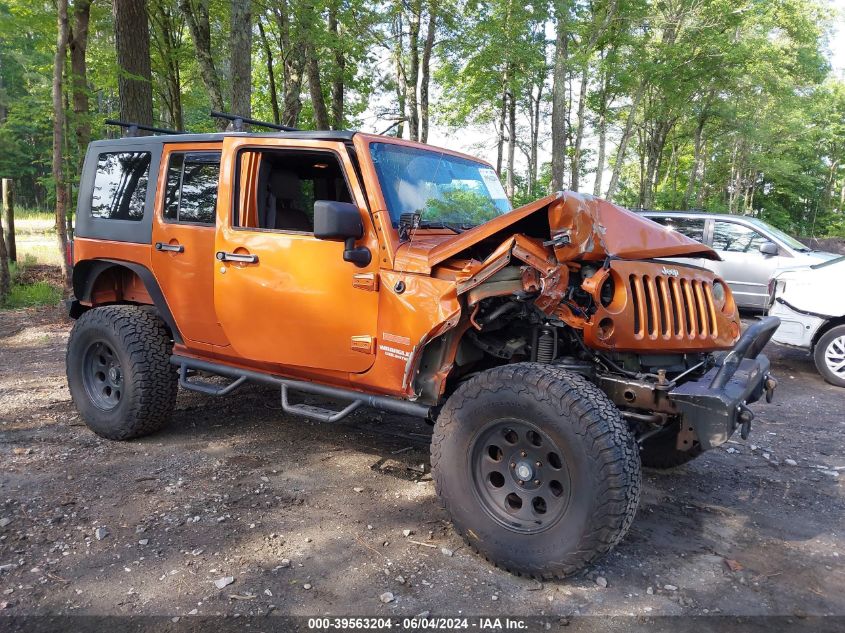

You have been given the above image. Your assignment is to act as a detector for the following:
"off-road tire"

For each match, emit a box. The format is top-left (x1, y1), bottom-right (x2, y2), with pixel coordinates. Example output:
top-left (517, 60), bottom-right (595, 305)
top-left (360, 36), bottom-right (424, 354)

top-left (67, 305), bottom-right (177, 440)
top-left (431, 363), bottom-right (641, 579)
top-left (639, 429), bottom-right (703, 469)
top-left (813, 324), bottom-right (845, 388)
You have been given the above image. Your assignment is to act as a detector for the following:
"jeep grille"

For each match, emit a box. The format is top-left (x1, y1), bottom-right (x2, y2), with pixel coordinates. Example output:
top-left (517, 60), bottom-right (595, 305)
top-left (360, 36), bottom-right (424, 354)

top-left (628, 274), bottom-right (717, 340)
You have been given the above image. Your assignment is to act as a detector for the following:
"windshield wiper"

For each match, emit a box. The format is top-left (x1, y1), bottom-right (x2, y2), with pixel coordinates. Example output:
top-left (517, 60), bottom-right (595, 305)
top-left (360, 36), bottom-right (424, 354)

top-left (418, 220), bottom-right (464, 234)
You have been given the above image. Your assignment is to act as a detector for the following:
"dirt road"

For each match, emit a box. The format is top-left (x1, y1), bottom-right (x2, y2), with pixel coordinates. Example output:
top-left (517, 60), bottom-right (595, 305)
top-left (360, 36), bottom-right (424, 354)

top-left (1, 307), bottom-right (843, 624)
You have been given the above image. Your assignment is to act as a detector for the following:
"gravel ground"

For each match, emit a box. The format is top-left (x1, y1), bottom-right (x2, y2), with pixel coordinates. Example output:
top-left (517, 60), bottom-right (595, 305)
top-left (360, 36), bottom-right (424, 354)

top-left (0, 306), bottom-right (843, 626)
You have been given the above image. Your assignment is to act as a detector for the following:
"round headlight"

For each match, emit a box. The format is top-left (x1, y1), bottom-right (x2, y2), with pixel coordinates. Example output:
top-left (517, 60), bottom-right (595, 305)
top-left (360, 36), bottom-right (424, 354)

top-left (711, 280), bottom-right (727, 310)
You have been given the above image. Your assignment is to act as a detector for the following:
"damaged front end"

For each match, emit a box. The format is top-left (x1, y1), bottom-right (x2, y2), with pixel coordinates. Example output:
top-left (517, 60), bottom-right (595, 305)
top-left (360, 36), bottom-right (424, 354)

top-left (402, 191), bottom-right (778, 452)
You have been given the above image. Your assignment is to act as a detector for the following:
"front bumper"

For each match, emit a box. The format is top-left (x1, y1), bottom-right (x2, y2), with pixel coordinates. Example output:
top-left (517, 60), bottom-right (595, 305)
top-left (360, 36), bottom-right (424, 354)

top-left (669, 316), bottom-right (780, 450)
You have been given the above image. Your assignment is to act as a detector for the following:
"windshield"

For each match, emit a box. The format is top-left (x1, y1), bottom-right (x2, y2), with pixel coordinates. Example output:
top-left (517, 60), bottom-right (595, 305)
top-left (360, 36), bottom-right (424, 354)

top-left (745, 217), bottom-right (809, 251)
top-left (370, 142), bottom-right (511, 228)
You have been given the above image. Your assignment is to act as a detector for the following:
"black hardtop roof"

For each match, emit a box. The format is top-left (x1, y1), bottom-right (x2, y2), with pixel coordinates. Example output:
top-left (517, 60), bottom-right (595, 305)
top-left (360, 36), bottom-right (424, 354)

top-left (89, 129), bottom-right (358, 147)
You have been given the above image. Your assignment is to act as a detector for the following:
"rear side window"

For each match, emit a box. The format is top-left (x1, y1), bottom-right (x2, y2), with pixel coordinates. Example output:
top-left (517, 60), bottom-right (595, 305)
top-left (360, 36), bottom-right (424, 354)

top-left (163, 152), bottom-right (221, 225)
top-left (91, 152), bottom-right (151, 221)
top-left (649, 216), bottom-right (706, 242)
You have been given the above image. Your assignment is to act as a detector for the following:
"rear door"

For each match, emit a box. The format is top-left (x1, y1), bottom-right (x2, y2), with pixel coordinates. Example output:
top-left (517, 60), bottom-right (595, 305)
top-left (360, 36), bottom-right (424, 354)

top-left (151, 143), bottom-right (229, 347)
top-left (708, 219), bottom-right (783, 309)
top-left (212, 137), bottom-right (380, 374)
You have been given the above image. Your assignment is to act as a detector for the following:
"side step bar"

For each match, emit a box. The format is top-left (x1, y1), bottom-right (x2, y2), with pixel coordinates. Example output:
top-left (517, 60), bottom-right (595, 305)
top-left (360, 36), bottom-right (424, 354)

top-left (171, 355), bottom-right (430, 423)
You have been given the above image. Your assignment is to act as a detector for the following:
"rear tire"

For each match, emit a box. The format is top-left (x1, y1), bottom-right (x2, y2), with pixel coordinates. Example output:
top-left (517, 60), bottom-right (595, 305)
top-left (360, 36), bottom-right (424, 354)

top-left (431, 363), bottom-right (640, 578)
top-left (814, 325), bottom-right (845, 388)
top-left (67, 305), bottom-right (177, 440)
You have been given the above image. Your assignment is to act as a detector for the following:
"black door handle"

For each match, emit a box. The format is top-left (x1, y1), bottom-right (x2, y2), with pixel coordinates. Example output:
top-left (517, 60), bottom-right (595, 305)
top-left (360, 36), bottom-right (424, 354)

top-left (155, 242), bottom-right (184, 253)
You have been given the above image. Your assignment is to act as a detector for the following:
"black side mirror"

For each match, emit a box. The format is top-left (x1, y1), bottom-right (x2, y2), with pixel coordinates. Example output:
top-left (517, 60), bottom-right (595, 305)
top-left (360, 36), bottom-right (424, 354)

top-left (759, 241), bottom-right (779, 256)
top-left (313, 200), bottom-right (371, 267)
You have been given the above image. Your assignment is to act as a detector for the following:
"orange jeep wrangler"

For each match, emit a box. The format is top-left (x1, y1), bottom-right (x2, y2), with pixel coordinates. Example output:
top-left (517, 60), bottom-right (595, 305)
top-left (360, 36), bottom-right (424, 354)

top-left (66, 117), bottom-right (779, 578)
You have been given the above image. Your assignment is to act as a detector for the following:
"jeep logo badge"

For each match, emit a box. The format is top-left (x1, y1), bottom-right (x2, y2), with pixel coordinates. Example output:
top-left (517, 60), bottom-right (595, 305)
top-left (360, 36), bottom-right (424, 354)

top-left (661, 266), bottom-right (680, 277)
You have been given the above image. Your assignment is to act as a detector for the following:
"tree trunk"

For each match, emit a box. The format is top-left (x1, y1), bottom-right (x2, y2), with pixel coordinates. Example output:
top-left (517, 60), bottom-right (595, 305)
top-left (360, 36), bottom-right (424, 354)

top-left (257, 20), bottom-right (280, 124)
top-left (695, 138), bottom-right (708, 208)
top-left (393, 12), bottom-right (406, 138)
top-left (419, 2), bottom-right (436, 143)
top-left (406, 4), bottom-right (421, 141)
top-left (274, 4), bottom-right (305, 128)
top-left (570, 65), bottom-right (588, 192)
top-left (683, 118), bottom-right (705, 209)
top-left (179, 0), bottom-right (226, 129)
top-left (230, 0), bottom-right (252, 118)
top-left (329, 5), bottom-right (344, 130)
top-left (506, 91), bottom-right (516, 199)
top-left (2, 180), bottom-right (15, 263)
top-left (69, 0), bottom-right (92, 163)
top-left (606, 81), bottom-right (646, 200)
top-left (149, 0), bottom-right (184, 130)
top-left (496, 84), bottom-right (506, 174)
top-left (53, 0), bottom-right (71, 286)
top-left (113, 0), bottom-right (153, 127)
top-left (641, 120), bottom-right (671, 209)
top-left (0, 203), bottom-right (9, 303)
top-left (593, 114), bottom-right (606, 197)
top-left (550, 2), bottom-right (568, 191)
top-left (306, 42), bottom-right (330, 130)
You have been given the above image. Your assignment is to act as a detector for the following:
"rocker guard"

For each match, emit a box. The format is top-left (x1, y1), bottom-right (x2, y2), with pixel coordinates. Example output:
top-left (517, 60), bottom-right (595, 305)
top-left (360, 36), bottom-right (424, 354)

top-left (668, 316), bottom-right (780, 450)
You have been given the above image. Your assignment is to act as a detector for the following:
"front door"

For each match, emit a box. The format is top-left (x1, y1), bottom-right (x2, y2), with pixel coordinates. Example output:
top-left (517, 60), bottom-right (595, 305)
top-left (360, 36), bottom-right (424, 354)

top-left (213, 137), bottom-right (379, 374)
top-left (708, 220), bottom-right (782, 309)
top-left (151, 143), bottom-right (229, 347)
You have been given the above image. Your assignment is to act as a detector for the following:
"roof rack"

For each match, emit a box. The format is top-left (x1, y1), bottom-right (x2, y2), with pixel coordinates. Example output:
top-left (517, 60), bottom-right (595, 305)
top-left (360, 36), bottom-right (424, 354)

top-left (104, 119), bottom-right (183, 137)
top-left (210, 110), bottom-right (301, 132)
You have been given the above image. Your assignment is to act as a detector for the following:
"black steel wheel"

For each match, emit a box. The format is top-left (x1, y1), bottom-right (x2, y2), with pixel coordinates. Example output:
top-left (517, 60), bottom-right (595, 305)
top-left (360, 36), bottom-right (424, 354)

top-left (471, 419), bottom-right (571, 534)
top-left (82, 340), bottom-right (124, 410)
top-left (432, 363), bottom-right (640, 578)
top-left (67, 305), bottom-right (177, 440)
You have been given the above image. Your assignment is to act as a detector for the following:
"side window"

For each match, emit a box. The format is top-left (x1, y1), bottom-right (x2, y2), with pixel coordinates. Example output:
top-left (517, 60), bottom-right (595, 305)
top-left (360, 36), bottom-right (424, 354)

top-left (235, 150), bottom-right (353, 233)
top-left (712, 221), bottom-right (768, 253)
top-left (163, 151), bottom-right (220, 225)
top-left (91, 152), bottom-right (151, 221)
top-left (649, 216), bottom-right (706, 242)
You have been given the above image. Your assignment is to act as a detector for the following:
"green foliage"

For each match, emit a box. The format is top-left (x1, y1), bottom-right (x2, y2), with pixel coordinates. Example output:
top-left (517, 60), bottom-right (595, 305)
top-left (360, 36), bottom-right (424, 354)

top-left (425, 187), bottom-right (500, 224)
top-left (0, 0), bottom-right (843, 241)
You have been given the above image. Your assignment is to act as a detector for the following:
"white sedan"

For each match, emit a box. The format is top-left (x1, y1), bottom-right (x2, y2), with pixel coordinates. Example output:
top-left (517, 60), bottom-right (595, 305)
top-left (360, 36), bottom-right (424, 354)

top-left (768, 255), bottom-right (845, 387)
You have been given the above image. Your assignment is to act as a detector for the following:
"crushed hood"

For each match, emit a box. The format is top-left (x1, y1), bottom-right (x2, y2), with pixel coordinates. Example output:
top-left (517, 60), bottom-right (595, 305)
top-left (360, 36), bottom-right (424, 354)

top-left (398, 191), bottom-right (719, 272)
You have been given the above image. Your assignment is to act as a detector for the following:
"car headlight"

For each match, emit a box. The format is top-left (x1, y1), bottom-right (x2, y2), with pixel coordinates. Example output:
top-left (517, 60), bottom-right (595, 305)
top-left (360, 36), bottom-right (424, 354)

top-left (711, 280), bottom-right (727, 311)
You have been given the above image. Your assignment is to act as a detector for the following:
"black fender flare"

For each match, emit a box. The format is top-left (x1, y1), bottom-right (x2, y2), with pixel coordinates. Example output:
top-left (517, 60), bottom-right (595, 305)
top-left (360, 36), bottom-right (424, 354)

top-left (70, 259), bottom-right (183, 344)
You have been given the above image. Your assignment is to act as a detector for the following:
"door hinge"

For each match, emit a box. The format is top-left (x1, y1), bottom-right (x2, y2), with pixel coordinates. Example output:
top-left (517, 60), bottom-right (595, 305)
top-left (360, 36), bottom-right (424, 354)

top-left (352, 272), bottom-right (379, 292)
top-left (351, 335), bottom-right (376, 354)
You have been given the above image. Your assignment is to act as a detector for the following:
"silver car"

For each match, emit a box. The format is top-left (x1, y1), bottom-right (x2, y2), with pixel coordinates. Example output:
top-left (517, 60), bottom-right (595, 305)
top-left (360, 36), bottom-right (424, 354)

top-left (641, 211), bottom-right (837, 310)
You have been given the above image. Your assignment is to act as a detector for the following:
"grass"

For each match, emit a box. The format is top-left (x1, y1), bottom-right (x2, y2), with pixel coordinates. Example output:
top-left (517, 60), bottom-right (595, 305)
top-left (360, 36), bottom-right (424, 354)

top-left (3, 278), bottom-right (63, 309)
top-left (1, 209), bottom-right (65, 309)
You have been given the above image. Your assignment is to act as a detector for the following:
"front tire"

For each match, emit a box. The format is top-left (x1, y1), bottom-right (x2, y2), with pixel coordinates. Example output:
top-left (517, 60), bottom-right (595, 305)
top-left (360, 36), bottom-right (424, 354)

top-left (814, 325), bottom-right (845, 388)
top-left (67, 305), bottom-right (177, 440)
top-left (431, 363), bottom-right (641, 578)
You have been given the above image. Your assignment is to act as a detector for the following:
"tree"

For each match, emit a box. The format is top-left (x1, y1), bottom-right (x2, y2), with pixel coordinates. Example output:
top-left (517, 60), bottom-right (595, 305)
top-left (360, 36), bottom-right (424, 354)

top-left (2, 179), bottom-right (15, 263)
top-left (179, 0), bottom-right (226, 128)
top-left (0, 201), bottom-right (9, 303)
top-left (52, 0), bottom-right (71, 285)
top-left (68, 0), bottom-right (92, 162)
top-left (230, 0), bottom-right (251, 118)
top-left (113, 0), bottom-right (154, 126)
top-left (150, 0), bottom-right (186, 130)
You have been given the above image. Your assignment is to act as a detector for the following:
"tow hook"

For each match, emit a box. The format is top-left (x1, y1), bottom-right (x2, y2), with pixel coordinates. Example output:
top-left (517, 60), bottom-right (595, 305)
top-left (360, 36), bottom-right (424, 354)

top-left (737, 404), bottom-right (754, 440)
top-left (764, 375), bottom-right (777, 403)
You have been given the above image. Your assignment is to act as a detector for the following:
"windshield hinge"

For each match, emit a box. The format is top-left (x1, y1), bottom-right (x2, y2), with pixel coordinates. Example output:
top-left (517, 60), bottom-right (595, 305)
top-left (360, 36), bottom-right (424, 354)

top-left (398, 212), bottom-right (421, 242)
